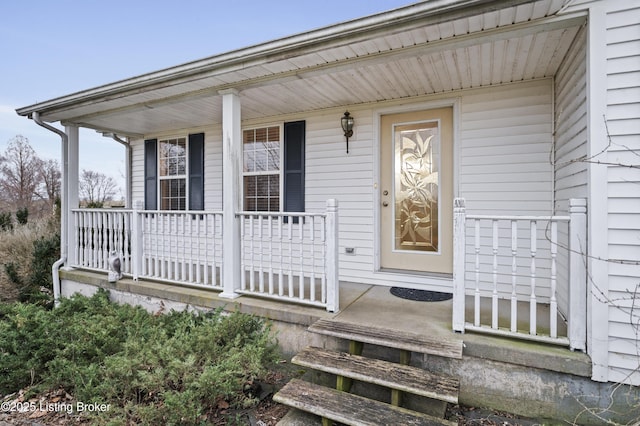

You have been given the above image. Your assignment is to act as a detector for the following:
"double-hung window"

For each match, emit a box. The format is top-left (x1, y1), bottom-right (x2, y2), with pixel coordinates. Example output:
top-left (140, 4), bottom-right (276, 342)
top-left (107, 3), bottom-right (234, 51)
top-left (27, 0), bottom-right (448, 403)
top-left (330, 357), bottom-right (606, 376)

top-left (242, 121), bottom-right (305, 213)
top-left (144, 133), bottom-right (205, 211)
top-left (243, 126), bottom-right (281, 212)
top-left (159, 137), bottom-right (187, 210)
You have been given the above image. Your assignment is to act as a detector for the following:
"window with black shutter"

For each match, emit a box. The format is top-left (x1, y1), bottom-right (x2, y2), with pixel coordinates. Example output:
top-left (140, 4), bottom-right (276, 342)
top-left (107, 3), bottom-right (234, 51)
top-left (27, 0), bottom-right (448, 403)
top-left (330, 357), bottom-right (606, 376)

top-left (241, 121), bottom-right (305, 213)
top-left (144, 133), bottom-right (204, 211)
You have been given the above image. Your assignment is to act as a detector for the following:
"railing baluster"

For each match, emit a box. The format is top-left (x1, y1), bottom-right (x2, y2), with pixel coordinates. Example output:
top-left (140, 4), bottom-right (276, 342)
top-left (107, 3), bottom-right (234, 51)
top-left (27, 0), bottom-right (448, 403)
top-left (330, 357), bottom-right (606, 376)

top-left (510, 220), bottom-right (518, 333)
top-left (268, 216), bottom-right (274, 295)
top-left (278, 216), bottom-right (284, 297)
top-left (321, 216), bottom-right (327, 304)
top-left (474, 219), bottom-right (481, 327)
top-left (492, 219), bottom-right (498, 330)
top-left (182, 216), bottom-right (189, 281)
top-left (288, 217), bottom-right (294, 298)
top-left (530, 220), bottom-right (537, 335)
top-left (240, 214), bottom-right (246, 291)
top-left (249, 215), bottom-right (255, 292)
top-left (92, 212), bottom-right (98, 268)
top-left (299, 217), bottom-right (305, 301)
top-left (258, 215), bottom-right (264, 293)
top-left (550, 220), bottom-right (558, 339)
top-left (310, 217), bottom-right (316, 302)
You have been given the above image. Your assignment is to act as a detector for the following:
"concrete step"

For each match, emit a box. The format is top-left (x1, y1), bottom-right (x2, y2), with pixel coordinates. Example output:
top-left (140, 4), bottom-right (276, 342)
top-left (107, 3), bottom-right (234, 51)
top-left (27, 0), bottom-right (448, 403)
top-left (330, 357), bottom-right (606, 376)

top-left (292, 346), bottom-right (459, 404)
top-left (273, 379), bottom-right (456, 426)
top-left (308, 318), bottom-right (463, 359)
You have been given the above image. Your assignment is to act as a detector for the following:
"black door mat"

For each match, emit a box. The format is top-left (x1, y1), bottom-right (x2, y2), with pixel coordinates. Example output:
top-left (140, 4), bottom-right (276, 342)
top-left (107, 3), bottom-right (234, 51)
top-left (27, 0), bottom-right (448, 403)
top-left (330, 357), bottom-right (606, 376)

top-left (390, 287), bottom-right (453, 302)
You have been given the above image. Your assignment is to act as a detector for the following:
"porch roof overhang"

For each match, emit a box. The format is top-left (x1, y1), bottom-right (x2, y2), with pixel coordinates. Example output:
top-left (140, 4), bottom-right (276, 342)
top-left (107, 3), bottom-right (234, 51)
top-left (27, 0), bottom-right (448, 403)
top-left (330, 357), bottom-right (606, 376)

top-left (16, 0), bottom-right (586, 138)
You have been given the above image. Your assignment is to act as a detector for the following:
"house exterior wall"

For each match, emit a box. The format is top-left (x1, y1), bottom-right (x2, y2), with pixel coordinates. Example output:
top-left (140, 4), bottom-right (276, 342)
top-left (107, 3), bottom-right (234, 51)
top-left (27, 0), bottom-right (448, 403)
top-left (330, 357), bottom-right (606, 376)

top-left (130, 79), bottom-right (554, 293)
top-left (564, 0), bottom-right (640, 385)
top-left (554, 24), bottom-right (588, 318)
top-left (603, 1), bottom-right (640, 385)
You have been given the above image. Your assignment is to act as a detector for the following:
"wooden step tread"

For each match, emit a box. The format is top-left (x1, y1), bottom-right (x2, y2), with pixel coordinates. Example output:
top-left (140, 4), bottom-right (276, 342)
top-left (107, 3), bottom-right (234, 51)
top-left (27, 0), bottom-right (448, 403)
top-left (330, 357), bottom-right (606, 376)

top-left (292, 346), bottom-right (459, 404)
top-left (309, 319), bottom-right (463, 359)
top-left (273, 379), bottom-right (456, 426)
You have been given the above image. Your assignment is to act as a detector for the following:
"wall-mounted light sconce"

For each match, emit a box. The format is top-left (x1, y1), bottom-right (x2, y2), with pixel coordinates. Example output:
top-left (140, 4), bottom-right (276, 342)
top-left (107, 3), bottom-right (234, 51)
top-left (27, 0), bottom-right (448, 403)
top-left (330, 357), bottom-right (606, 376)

top-left (341, 111), bottom-right (354, 153)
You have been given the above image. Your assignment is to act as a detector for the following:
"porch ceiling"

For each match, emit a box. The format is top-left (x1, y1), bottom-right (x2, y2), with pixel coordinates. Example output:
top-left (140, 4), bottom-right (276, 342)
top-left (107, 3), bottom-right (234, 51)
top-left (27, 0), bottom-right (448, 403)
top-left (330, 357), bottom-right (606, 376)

top-left (18, 0), bottom-right (585, 138)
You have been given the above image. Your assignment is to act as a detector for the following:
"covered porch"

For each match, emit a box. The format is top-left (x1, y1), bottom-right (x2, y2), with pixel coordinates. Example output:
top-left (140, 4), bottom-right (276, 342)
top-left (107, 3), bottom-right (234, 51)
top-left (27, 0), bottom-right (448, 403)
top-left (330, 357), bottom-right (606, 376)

top-left (67, 194), bottom-right (587, 350)
top-left (18, 0), bottom-right (592, 364)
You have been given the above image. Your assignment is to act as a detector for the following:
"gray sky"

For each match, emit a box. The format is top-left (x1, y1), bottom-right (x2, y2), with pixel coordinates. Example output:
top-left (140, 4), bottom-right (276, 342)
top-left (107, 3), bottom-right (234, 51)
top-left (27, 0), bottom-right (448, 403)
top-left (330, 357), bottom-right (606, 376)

top-left (0, 0), bottom-right (415, 194)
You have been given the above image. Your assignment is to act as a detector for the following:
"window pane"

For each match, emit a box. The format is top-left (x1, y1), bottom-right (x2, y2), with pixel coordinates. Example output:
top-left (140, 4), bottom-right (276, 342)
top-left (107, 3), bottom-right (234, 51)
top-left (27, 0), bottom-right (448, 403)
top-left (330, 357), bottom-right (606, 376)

top-left (160, 178), bottom-right (186, 211)
top-left (267, 126), bottom-right (280, 142)
top-left (159, 138), bottom-right (186, 177)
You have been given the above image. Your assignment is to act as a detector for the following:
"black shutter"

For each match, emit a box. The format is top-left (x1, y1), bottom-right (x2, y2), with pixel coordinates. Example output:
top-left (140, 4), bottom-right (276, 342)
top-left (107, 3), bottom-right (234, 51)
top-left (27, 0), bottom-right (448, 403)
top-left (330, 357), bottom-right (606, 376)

top-left (144, 139), bottom-right (157, 210)
top-left (283, 121), bottom-right (305, 213)
top-left (188, 133), bottom-right (205, 210)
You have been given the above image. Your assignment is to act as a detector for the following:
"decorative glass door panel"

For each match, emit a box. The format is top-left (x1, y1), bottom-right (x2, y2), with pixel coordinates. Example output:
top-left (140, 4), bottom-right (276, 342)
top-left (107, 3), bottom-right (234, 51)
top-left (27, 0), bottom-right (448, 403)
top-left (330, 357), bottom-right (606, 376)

top-left (394, 122), bottom-right (440, 253)
top-left (380, 108), bottom-right (453, 274)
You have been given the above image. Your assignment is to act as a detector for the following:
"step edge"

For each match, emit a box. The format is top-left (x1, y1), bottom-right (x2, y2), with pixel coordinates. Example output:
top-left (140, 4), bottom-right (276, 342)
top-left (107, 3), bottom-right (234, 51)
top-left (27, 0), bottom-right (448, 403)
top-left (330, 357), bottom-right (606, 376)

top-left (292, 348), bottom-right (459, 404)
top-left (273, 379), bottom-right (457, 426)
top-left (308, 324), bottom-right (463, 359)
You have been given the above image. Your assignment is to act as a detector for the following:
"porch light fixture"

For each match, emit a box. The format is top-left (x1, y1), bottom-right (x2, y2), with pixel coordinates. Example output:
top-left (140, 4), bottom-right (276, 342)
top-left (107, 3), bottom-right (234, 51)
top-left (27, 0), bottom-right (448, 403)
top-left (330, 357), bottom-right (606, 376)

top-left (341, 111), bottom-right (354, 153)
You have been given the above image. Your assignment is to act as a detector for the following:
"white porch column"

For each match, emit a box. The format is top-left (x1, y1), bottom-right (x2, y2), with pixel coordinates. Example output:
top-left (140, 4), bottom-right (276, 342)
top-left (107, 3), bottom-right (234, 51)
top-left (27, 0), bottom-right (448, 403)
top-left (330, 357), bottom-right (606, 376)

top-left (569, 198), bottom-right (587, 352)
top-left (325, 199), bottom-right (339, 312)
top-left (452, 198), bottom-right (466, 332)
top-left (65, 125), bottom-right (79, 267)
top-left (586, 3), bottom-right (609, 382)
top-left (220, 89), bottom-right (242, 299)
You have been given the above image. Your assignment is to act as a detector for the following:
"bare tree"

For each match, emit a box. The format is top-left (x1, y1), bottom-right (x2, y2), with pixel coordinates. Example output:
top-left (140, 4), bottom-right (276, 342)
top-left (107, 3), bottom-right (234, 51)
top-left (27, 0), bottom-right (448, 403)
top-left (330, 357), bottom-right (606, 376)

top-left (0, 135), bottom-right (43, 210)
top-left (79, 169), bottom-right (118, 207)
top-left (37, 159), bottom-right (61, 213)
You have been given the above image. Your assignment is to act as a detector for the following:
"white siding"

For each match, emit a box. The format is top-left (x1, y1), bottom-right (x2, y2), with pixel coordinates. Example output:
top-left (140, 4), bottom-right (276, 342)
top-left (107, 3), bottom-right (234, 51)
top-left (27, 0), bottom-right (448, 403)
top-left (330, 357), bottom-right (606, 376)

top-left (459, 79), bottom-right (554, 216)
top-left (554, 25), bottom-right (588, 212)
top-left (554, 24), bottom-right (588, 316)
top-left (459, 80), bottom-right (557, 303)
top-left (605, 1), bottom-right (640, 385)
top-left (129, 80), bottom-right (556, 293)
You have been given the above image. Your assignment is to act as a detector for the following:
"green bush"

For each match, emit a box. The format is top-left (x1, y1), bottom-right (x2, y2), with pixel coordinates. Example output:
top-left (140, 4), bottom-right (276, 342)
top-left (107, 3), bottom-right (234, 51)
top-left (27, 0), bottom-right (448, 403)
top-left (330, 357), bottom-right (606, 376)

top-left (0, 212), bottom-right (12, 231)
top-left (0, 291), bottom-right (279, 425)
top-left (16, 207), bottom-right (28, 225)
top-left (0, 218), bottom-right (59, 303)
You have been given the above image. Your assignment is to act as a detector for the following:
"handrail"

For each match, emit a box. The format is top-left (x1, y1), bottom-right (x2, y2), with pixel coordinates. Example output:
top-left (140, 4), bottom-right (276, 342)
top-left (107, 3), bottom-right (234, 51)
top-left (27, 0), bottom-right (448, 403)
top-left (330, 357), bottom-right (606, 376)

top-left (466, 214), bottom-right (570, 221)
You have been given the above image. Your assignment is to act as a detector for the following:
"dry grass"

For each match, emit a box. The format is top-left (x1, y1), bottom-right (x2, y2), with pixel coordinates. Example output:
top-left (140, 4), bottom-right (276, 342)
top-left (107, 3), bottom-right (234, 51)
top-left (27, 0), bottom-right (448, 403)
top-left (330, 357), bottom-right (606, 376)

top-left (0, 218), bottom-right (58, 301)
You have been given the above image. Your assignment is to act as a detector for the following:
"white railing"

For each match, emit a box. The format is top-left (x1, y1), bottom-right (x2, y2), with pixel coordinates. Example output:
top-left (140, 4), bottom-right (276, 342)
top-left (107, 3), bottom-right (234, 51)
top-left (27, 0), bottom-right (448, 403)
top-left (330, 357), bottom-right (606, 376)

top-left (236, 199), bottom-right (340, 311)
top-left (135, 210), bottom-right (223, 288)
top-left (70, 199), bottom-right (340, 312)
top-left (72, 209), bottom-right (134, 274)
top-left (71, 208), bottom-right (224, 289)
top-left (452, 198), bottom-right (587, 351)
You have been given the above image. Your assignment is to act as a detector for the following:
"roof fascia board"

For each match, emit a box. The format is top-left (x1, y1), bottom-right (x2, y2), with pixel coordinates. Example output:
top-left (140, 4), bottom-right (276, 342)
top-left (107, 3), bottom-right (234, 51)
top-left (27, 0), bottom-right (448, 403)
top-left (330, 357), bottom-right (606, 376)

top-left (16, 0), bottom-right (539, 119)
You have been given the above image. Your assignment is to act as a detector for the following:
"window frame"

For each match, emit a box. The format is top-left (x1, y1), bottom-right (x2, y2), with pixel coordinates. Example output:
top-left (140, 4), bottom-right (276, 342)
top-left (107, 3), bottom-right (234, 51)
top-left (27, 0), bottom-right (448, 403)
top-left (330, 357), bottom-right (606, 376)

top-left (157, 136), bottom-right (189, 211)
top-left (242, 124), bottom-right (284, 212)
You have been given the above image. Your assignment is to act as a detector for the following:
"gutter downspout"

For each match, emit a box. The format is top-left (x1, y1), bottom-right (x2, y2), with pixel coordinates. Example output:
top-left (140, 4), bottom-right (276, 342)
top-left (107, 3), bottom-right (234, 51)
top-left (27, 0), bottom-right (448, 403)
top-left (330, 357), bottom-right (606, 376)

top-left (32, 112), bottom-right (67, 307)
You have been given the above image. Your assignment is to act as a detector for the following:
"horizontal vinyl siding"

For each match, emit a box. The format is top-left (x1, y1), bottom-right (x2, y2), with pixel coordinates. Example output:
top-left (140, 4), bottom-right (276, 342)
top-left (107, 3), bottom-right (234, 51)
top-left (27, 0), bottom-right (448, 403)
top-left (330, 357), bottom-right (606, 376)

top-left (606, 2), bottom-right (640, 385)
top-left (458, 79), bottom-right (553, 215)
top-left (553, 24), bottom-right (587, 317)
top-left (131, 140), bottom-right (144, 204)
top-left (305, 111), bottom-right (378, 284)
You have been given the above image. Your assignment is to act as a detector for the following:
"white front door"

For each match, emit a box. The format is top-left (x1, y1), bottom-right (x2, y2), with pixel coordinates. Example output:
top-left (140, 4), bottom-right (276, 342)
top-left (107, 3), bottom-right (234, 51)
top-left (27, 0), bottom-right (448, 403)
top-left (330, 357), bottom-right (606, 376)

top-left (380, 108), bottom-right (454, 274)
